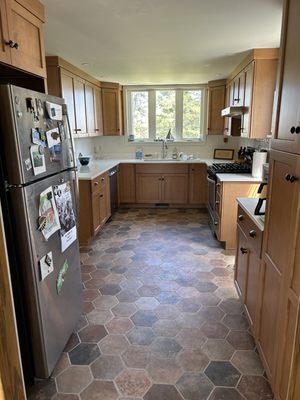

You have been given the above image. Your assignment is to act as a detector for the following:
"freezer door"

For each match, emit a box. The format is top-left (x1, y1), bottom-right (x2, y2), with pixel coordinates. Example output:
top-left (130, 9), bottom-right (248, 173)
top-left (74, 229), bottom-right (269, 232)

top-left (9, 170), bottom-right (82, 378)
top-left (0, 85), bottom-right (75, 185)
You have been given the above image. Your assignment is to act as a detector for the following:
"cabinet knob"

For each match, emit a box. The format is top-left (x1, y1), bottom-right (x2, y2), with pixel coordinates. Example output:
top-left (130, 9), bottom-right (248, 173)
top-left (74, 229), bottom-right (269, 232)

top-left (5, 40), bottom-right (19, 49)
top-left (238, 214), bottom-right (244, 221)
top-left (249, 230), bottom-right (256, 238)
top-left (214, 221), bottom-right (218, 226)
top-left (216, 183), bottom-right (221, 187)
top-left (101, 177), bottom-right (105, 181)
top-left (215, 200), bottom-right (220, 205)
top-left (94, 182), bottom-right (99, 186)
top-left (100, 194), bottom-right (104, 198)
top-left (290, 126), bottom-right (296, 134)
top-left (234, 98), bottom-right (240, 102)
top-left (95, 128), bottom-right (99, 132)
top-left (296, 127), bottom-right (300, 134)
top-left (285, 174), bottom-right (298, 183)
top-left (240, 247), bottom-right (248, 254)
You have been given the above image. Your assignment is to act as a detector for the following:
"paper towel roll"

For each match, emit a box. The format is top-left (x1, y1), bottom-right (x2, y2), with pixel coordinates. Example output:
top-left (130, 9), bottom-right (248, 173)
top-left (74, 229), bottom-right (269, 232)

top-left (252, 151), bottom-right (268, 179)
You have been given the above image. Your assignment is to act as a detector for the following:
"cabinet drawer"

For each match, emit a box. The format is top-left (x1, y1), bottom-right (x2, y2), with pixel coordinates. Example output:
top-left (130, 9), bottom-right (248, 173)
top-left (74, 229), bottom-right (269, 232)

top-left (237, 205), bottom-right (263, 257)
top-left (136, 164), bottom-right (188, 174)
top-left (91, 172), bottom-right (108, 193)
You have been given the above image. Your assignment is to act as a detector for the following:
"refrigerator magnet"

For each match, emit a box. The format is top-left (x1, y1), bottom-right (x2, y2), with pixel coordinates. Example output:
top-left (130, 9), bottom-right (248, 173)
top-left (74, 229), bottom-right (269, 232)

top-left (46, 128), bottom-right (61, 148)
top-left (45, 101), bottom-right (62, 121)
top-left (38, 186), bottom-right (61, 240)
top-left (56, 260), bottom-right (69, 294)
top-left (31, 128), bottom-right (47, 148)
top-left (30, 145), bottom-right (46, 175)
top-left (24, 158), bottom-right (32, 171)
top-left (39, 251), bottom-right (54, 280)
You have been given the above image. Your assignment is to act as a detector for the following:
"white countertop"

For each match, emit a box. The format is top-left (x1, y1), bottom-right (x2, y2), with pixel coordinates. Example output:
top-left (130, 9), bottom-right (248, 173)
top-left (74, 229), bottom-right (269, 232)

top-left (237, 197), bottom-right (265, 231)
top-left (77, 158), bottom-right (228, 180)
top-left (216, 173), bottom-right (262, 183)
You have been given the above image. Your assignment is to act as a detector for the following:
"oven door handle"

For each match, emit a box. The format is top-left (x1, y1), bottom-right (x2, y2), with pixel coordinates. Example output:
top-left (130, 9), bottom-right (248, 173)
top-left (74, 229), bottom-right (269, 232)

top-left (207, 176), bottom-right (216, 185)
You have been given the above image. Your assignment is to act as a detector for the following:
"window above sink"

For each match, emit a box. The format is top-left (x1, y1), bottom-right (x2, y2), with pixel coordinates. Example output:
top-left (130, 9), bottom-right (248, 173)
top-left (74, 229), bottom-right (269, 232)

top-left (124, 85), bottom-right (207, 142)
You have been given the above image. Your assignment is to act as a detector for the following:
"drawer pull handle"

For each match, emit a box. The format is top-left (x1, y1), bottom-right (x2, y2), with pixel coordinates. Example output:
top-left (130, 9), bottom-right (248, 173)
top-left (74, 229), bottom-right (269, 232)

top-left (101, 177), bottom-right (105, 181)
top-left (94, 182), bottom-right (99, 186)
top-left (215, 200), bottom-right (220, 205)
top-left (249, 230), bottom-right (256, 238)
top-left (285, 174), bottom-right (298, 183)
top-left (100, 194), bottom-right (104, 198)
top-left (240, 247), bottom-right (248, 254)
top-left (5, 40), bottom-right (19, 49)
top-left (216, 183), bottom-right (221, 187)
top-left (238, 214), bottom-right (244, 221)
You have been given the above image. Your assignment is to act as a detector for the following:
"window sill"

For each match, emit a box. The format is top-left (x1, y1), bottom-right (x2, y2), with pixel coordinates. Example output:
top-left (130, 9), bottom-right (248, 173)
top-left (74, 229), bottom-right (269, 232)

top-left (127, 138), bottom-right (206, 144)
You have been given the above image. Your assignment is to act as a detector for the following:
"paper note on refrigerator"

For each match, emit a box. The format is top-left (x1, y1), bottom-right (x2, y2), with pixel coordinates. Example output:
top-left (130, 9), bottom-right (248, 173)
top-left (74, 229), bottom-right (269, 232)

top-left (39, 187), bottom-right (61, 240)
top-left (39, 251), bottom-right (54, 280)
top-left (54, 182), bottom-right (77, 252)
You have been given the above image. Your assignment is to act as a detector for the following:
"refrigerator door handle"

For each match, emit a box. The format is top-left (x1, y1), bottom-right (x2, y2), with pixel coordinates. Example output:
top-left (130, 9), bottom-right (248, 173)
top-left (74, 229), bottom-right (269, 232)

top-left (74, 170), bottom-right (80, 226)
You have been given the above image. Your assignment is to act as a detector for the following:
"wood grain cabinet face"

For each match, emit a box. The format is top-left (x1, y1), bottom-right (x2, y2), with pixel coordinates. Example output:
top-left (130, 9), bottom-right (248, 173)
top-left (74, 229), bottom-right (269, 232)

top-left (94, 86), bottom-right (103, 136)
top-left (188, 164), bottom-right (208, 205)
top-left (0, 0), bottom-right (11, 64)
top-left (241, 61), bottom-right (254, 137)
top-left (273, 0), bottom-right (300, 154)
top-left (85, 83), bottom-right (96, 134)
top-left (136, 174), bottom-right (162, 203)
top-left (162, 174), bottom-right (188, 204)
top-left (61, 71), bottom-right (76, 135)
top-left (6, 0), bottom-right (46, 77)
top-left (102, 88), bottom-right (122, 135)
top-left (207, 81), bottom-right (226, 135)
top-left (118, 164), bottom-right (136, 204)
top-left (73, 78), bottom-right (87, 135)
top-left (235, 227), bottom-right (249, 299)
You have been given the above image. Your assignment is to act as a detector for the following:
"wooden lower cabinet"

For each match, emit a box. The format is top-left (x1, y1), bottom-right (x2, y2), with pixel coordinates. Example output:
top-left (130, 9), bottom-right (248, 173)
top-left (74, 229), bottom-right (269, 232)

top-left (79, 172), bottom-right (111, 245)
top-left (162, 174), bottom-right (188, 204)
top-left (188, 164), bottom-right (207, 205)
top-left (235, 206), bottom-right (263, 334)
top-left (136, 174), bottom-right (161, 204)
top-left (119, 164), bottom-right (136, 204)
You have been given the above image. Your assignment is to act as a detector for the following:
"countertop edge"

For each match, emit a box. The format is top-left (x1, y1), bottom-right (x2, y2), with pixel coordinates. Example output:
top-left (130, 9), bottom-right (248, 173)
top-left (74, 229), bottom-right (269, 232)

top-left (237, 197), bottom-right (265, 231)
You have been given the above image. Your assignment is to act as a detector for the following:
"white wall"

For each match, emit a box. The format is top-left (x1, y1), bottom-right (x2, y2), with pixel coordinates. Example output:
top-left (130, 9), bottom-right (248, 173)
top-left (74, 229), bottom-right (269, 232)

top-left (74, 135), bottom-right (246, 160)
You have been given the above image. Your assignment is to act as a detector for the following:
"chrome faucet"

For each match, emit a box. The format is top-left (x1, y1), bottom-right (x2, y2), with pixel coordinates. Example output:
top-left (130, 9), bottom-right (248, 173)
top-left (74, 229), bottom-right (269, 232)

top-left (161, 139), bottom-right (168, 159)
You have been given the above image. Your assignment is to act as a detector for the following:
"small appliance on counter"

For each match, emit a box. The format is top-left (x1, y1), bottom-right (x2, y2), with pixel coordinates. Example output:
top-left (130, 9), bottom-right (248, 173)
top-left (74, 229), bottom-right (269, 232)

top-left (78, 153), bottom-right (90, 166)
top-left (254, 163), bottom-right (269, 215)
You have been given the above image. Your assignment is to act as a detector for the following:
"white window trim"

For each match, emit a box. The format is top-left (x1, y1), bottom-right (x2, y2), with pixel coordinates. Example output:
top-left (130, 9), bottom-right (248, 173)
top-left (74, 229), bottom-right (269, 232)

top-left (124, 84), bottom-right (208, 142)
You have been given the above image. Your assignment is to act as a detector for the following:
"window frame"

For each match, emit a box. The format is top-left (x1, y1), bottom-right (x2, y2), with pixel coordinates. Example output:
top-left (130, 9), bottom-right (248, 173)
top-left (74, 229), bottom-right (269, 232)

top-left (124, 84), bottom-right (207, 142)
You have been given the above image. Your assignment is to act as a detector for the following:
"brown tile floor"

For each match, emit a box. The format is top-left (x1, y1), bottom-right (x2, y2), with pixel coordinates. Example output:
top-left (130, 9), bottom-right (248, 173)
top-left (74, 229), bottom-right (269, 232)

top-left (29, 209), bottom-right (274, 400)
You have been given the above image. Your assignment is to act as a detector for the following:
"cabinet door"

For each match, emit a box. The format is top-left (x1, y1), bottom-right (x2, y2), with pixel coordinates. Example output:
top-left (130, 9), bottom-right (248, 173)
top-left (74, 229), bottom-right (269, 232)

top-left (235, 227), bottom-right (249, 299)
top-left (273, 0), bottom-right (300, 154)
top-left (0, 1), bottom-right (11, 64)
top-left (244, 247), bottom-right (261, 330)
top-left (119, 164), bottom-right (136, 203)
top-left (73, 78), bottom-right (87, 135)
top-left (258, 150), bottom-right (299, 380)
top-left (136, 174), bottom-right (161, 204)
top-left (233, 72), bottom-right (245, 107)
top-left (162, 174), bottom-right (188, 204)
top-left (102, 88), bottom-right (121, 135)
top-left (188, 164), bottom-right (207, 204)
top-left (85, 83), bottom-right (96, 135)
top-left (94, 86), bottom-right (103, 136)
top-left (92, 191), bottom-right (101, 234)
top-left (61, 71), bottom-right (76, 135)
top-left (241, 62), bottom-right (254, 137)
top-left (207, 84), bottom-right (225, 135)
top-left (6, 0), bottom-right (46, 77)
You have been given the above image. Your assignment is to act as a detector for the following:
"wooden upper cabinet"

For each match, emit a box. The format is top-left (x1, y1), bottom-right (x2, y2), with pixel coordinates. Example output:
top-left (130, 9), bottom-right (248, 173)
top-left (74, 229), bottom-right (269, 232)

top-left (207, 80), bottom-right (226, 135)
top-left (6, 0), bottom-right (46, 77)
top-left (0, 1), bottom-right (11, 64)
top-left (102, 85), bottom-right (123, 136)
top-left (94, 86), bottom-right (103, 136)
top-left (60, 71), bottom-right (76, 135)
top-left (73, 78), bottom-right (87, 135)
top-left (85, 83), bottom-right (96, 134)
top-left (241, 61), bottom-right (254, 137)
top-left (272, 0), bottom-right (300, 155)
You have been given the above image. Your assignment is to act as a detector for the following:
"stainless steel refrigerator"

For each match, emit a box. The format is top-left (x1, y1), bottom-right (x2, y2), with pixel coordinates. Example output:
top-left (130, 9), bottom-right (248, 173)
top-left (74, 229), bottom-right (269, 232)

top-left (0, 85), bottom-right (82, 379)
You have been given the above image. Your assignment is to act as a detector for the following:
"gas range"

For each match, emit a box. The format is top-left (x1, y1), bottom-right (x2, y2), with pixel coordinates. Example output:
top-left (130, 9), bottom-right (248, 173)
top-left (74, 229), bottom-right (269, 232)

top-left (207, 162), bottom-right (252, 179)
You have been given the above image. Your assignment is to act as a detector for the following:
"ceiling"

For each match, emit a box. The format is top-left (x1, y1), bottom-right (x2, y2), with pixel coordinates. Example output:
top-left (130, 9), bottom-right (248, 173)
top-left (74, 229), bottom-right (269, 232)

top-left (42, 0), bottom-right (283, 85)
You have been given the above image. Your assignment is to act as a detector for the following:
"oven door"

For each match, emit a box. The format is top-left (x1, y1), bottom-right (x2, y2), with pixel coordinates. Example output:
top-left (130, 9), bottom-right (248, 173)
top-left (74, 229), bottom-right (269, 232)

top-left (207, 175), bottom-right (218, 233)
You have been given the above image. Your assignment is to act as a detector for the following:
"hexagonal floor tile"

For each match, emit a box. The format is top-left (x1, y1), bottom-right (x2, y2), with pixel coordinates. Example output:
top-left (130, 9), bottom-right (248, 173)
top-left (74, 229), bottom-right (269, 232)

top-left (231, 350), bottom-right (264, 375)
top-left (201, 339), bottom-right (234, 361)
top-left (154, 304), bottom-right (179, 319)
top-left (131, 310), bottom-right (158, 327)
top-left (237, 375), bottom-right (274, 400)
top-left (226, 331), bottom-right (255, 350)
top-left (106, 317), bottom-right (134, 334)
top-left (147, 357), bottom-right (183, 384)
top-left (93, 295), bottom-right (118, 310)
top-left (204, 361), bottom-right (241, 387)
top-left (153, 319), bottom-right (180, 337)
top-left (99, 284), bottom-right (121, 296)
top-left (175, 328), bottom-right (206, 349)
top-left (222, 314), bottom-right (249, 330)
top-left (126, 326), bottom-right (156, 346)
top-left (156, 292), bottom-right (180, 304)
top-left (135, 296), bottom-right (160, 310)
top-left (219, 298), bottom-right (243, 314)
top-left (91, 354), bottom-right (124, 379)
top-left (115, 368), bottom-right (151, 397)
top-left (99, 334), bottom-right (129, 355)
top-left (209, 387), bottom-right (244, 400)
top-left (176, 372), bottom-right (214, 400)
top-left (87, 309), bottom-right (113, 325)
top-left (150, 337), bottom-right (182, 358)
top-left (69, 343), bottom-right (100, 365)
top-left (112, 302), bottom-right (137, 317)
top-left (81, 380), bottom-right (119, 400)
top-left (122, 345), bottom-right (151, 368)
top-left (144, 384), bottom-right (184, 400)
top-left (56, 365), bottom-right (92, 394)
top-left (78, 324), bottom-right (108, 343)
top-left (200, 321), bottom-right (229, 339)
top-left (176, 349), bottom-right (209, 372)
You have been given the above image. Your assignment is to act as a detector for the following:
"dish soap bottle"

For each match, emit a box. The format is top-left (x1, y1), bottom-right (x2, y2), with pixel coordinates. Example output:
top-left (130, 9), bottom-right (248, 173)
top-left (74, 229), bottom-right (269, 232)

top-left (135, 148), bottom-right (143, 160)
